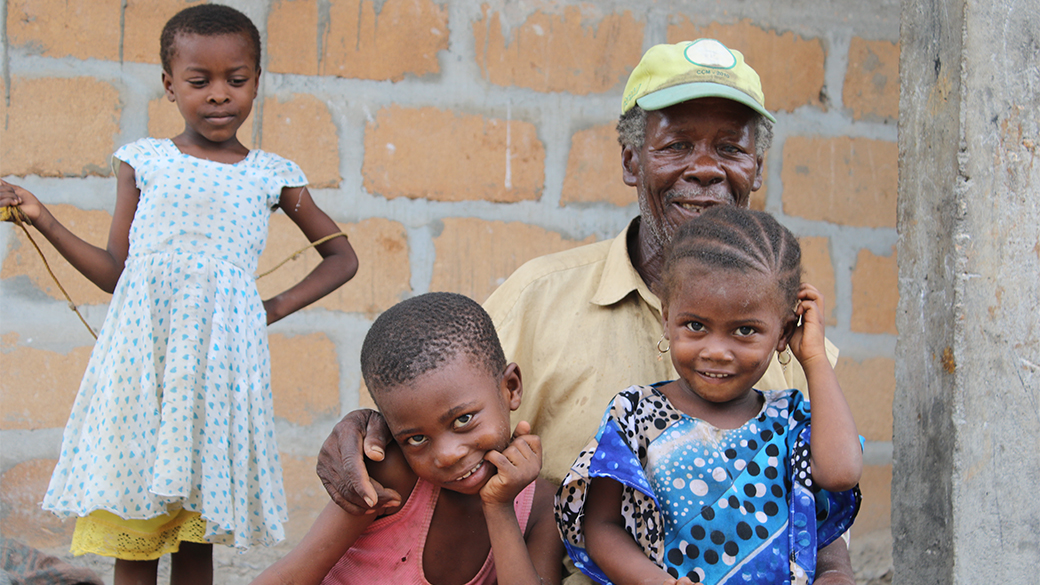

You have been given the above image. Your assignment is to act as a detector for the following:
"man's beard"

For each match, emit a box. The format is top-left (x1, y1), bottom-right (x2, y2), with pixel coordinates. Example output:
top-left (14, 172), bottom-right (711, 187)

top-left (638, 194), bottom-right (670, 250)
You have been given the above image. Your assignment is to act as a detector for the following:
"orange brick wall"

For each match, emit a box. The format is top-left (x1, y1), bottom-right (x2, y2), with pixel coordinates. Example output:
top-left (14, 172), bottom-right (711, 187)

top-left (1, 0), bottom-right (899, 572)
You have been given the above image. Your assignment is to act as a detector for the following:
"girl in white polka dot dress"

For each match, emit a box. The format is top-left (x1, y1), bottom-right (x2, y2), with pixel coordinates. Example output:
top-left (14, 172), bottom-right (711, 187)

top-left (554, 207), bottom-right (862, 585)
top-left (0, 5), bottom-right (357, 584)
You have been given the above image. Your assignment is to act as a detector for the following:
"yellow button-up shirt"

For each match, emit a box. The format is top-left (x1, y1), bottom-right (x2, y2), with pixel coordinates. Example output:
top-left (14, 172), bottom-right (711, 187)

top-left (484, 219), bottom-right (838, 484)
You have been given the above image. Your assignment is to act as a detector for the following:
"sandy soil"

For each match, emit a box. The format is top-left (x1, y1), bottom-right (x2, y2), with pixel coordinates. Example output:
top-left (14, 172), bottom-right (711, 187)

top-left (28, 528), bottom-right (894, 584)
top-left (849, 529), bottom-right (894, 585)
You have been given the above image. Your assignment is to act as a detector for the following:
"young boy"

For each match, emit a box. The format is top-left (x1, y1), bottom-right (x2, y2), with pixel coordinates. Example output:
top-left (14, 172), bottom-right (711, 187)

top-left (252, 293), bottom-right (563, 585)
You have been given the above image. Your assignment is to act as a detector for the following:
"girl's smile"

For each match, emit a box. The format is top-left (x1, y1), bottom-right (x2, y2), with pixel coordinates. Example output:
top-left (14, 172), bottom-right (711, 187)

top-left (660, 260), bottom-right (791, 428)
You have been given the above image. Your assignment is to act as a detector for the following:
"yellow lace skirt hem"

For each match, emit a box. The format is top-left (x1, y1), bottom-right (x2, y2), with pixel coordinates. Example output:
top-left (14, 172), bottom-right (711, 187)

top-left (71, 507), bottom-right (208, 560)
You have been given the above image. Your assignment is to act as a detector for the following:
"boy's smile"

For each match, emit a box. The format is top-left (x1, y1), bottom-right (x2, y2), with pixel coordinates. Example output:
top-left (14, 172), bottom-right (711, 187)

top-left (378, 358), bottom-right (523, 495)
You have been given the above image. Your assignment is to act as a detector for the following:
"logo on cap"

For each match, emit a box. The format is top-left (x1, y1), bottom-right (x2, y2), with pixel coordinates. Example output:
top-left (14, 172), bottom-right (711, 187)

top-left (684, 39), bottom-right (737, 69)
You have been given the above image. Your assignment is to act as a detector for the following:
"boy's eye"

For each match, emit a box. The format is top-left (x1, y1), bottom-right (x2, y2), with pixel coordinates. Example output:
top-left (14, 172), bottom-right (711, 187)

top-left (405, 435), bottom-right (427, 446)
top-left (453, 414), bottom-right (473, 429)
top-left (735, 326), bottom-right (756, 336)
top-left (685, 321), bottom-right (705, 332)
top-left (229, 78), bottom-right (248, 86)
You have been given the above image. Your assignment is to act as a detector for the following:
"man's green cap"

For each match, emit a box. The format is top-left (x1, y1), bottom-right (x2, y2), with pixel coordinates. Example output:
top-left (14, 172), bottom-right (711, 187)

top-left (621, 39), bottom-right (775, 123)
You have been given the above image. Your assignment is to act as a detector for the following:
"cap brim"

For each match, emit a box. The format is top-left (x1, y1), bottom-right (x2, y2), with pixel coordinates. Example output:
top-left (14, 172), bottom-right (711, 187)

top-left (636, 82), bottom-right (777, 123)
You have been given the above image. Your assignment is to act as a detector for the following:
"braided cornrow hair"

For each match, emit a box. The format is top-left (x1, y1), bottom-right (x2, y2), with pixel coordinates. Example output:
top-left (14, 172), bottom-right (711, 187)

top-left (659, 206), bottom-right (801, 311)
top-left (360, 292), bottom-right (506, 402)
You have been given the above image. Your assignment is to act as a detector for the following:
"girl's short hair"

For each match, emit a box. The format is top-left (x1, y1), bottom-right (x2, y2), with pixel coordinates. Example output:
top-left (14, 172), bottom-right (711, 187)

top-left (160, 4), bottom-right (262, 73)
top-left (360, 293), bottom-right (507, 397)
top-left (659, 206), bottom-right (802, 310)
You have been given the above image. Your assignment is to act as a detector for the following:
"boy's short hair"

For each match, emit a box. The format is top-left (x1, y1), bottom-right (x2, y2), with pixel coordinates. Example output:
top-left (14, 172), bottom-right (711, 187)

top-left (160, 4), bottom-right (262, 73)
top-left (360, 293), bottom-right (507, 397)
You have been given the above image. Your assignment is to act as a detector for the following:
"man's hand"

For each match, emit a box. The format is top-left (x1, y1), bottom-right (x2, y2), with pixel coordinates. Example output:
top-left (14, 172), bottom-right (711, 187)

top-left (316, 409), bottom-right (402, 515)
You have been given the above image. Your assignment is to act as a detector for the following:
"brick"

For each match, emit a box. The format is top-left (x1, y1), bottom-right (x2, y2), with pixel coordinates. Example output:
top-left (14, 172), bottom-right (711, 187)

top-left (261, 94), bottom-right (341, 188)
top-left (277, 454), bottom-right (329, 542)
top-left (561, 124), bottom-right (632, 207)
top-left (1, 204), bottom-right (114, 307)
top-left (430, 218), bottom-right (596, 304)
top-left (7, 0), bottom-right (121, 61)
top-left (320, 0), bottom-right (448, 80)
top-left (474, 6), bottom-right (643, 94)
top-left (363, 106), bottom-right (544, 202)
top-left (844, 38), bottom-right (900, 120)
top-left (267, 0), bottom-right (320, 75)
top-left (124, 0), bottom-right (204, 65)
top-left (799, 237), bottom-right (837, 326)
top-left (667, 19), bottom-right (825, 113)
top-left (270, 333), bottom-right (339, 426)
top-left (256, 216), bottom-right (411, 317)
top-left (0, 345), bottom-right (92, 430)
top-left (148, 97), bottom-right (257, 148)
top-left (851, 248), bottom-right (898, 335)
top-left (1, 77), bottom-right (120, 177)
top-left (0, 460), bottom-right (72, 548)
top-left (781, 136), bottom-right (897, 228)
top-left (835, 356), bottom-right (895, 442)
top-left (853, 464), bottom-right (892, 535)
top-left (148, 97), bottom-right (187, 140)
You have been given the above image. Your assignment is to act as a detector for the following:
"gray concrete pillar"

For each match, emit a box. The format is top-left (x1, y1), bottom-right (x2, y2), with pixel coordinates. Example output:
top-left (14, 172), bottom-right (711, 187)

top-left (895, 0), bottom-right (1040, 582)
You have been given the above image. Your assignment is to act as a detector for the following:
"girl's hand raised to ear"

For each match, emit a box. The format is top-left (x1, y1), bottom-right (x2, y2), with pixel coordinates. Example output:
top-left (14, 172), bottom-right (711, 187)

top-left (786, 282), bottom-right (830, 369)
top-left (480, 420), bottom-right (542, 507)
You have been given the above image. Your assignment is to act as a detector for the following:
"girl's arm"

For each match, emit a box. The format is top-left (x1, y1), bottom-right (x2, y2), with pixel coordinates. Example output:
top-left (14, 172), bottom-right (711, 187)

top-left (264, 186), bottom-right (358, 325)
top-left (0, 164), bottom-right (139, 293)
top-left (786, 283), bottom-right (863, 492)
top-left (584, 477), bottom-right (676, 585)
top-left (480, 423), bottom-right (562, 585)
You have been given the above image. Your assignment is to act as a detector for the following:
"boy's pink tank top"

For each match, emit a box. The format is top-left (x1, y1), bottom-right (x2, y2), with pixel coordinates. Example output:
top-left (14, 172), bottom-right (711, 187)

top-left (321, 477), bottom-right (538, 585)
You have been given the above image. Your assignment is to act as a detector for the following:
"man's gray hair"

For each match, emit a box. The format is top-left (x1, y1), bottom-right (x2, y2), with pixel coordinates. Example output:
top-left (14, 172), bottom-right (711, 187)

top-left (616, 106), bottom-right (773, 157)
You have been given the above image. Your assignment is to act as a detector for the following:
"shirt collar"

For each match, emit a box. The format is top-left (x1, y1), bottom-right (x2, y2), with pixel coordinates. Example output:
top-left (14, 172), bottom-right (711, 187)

top-left (591, 217), bottom-right (662, 314)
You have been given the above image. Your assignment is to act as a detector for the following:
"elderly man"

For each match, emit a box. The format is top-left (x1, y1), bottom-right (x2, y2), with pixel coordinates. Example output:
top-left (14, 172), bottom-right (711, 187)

top-left (318, 39), bottom-right (854, 584)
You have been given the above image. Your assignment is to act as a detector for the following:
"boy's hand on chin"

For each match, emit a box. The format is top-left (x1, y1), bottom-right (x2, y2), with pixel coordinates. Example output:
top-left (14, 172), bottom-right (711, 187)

top-left (479, 421), bottom-right (541, 506)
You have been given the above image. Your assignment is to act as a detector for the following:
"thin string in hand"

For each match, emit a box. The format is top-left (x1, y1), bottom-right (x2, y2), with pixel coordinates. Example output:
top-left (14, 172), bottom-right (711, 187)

top-left (1, 206), bottom-right (98, 340)
top-left (3, 205), bottom-right (349, 339)
top-left (254, 231), bottom-right (349, 280)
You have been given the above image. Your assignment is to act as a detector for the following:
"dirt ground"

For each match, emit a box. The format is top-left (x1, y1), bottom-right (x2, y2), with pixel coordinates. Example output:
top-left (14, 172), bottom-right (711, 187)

top-left (849, 529), bottom-right (894, 585)
top-left (24, 528), bottom-right (894, 584)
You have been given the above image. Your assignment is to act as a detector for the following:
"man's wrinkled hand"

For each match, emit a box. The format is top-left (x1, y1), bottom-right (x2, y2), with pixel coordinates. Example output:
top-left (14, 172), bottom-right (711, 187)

top-left (316, 409), bottom-right (401, 515)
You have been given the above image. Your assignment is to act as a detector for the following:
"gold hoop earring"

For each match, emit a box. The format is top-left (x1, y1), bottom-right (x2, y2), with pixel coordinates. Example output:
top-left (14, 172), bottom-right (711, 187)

top-left (656, 335), bottom-right (670, 361)
top-left (777, 348), bottom-right (792, 372)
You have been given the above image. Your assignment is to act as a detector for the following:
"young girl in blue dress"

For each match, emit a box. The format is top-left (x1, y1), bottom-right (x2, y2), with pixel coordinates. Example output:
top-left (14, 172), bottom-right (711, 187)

top-left (0, 5), bottom-right (358, 584)
top-left (555, 206), bottom-right (862, 585)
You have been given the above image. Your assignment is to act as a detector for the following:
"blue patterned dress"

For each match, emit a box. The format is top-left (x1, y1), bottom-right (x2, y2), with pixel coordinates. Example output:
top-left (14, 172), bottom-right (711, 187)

top-left (555, 383), bottom-right (860, 585)
top-left (42, 138), bottom-right (307, 549)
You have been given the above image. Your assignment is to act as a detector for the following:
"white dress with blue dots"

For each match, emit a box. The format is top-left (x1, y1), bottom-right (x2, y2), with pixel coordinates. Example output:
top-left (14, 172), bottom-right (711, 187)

top-left (42, 137), bottom-right (306, 550)
top-left (555, 384), bottom-right (861, 585)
